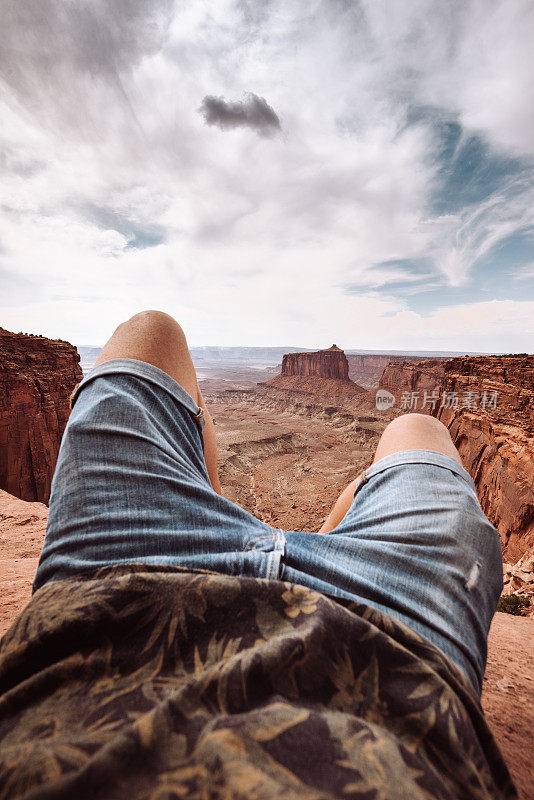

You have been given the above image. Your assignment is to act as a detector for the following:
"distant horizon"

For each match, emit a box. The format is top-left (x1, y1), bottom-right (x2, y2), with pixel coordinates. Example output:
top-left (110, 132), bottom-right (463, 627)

top-left (3, 326), bottom-right (529, 357)
top-left (76, 343), bottom-right (522, 357)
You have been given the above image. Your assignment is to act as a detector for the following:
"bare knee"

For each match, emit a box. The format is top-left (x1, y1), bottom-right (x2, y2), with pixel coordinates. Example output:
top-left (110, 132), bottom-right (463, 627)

top-left (374, 412), bottom-right (461, 465)
top-left (383, 413), bottom-right (450, 437)
top-left (117, 310), bottom-right (186, 344)
top-left (95, 309), bottom-right (195, 391)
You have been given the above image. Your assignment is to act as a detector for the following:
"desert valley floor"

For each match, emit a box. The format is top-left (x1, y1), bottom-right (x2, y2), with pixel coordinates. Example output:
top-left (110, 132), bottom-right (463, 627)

top-left (1, 390), bottom-right (533, 798)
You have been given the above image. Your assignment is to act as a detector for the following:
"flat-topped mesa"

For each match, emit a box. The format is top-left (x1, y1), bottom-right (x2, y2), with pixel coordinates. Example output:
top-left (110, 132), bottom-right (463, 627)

top-left (281, 345), bottom-right (350, 381)
top-left (264, 345), bottom-right (367, 403)
top-left (0, 327), bottom-right (82, 504)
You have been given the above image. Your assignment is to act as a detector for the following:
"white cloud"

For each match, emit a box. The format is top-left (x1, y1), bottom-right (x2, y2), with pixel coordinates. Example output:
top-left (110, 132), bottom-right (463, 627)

top-left (0, 0), bottom-right (533, 351)
top-left (361, 0), bottom-right (534, 156)
top-left (423, 182), bottom-right (534, 285)
top-left (360, 299), bottom-right (534, 352)
top-left (516, 263), bottom-right (534, 281)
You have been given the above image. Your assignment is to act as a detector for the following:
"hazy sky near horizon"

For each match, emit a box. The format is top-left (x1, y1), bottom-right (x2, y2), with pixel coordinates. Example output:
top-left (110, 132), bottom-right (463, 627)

top-left (1, 0), bottom-right (533, 350)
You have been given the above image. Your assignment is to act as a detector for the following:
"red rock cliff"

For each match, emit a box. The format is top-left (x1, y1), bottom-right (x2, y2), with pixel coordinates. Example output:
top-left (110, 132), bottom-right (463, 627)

top-left (379, 355), bottom-right (534, 563)
top-left (378, 359), bottom-right (445, 398)
top-left (347, 354), bottom-right (439, 389)
top-left (281, 345), bottom-right (350, 380)
top-left (0, 328), bottom-right (82, 504)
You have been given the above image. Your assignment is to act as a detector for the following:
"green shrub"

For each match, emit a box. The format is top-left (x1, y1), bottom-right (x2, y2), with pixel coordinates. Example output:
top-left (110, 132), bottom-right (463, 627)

top-left (497, 595), bottom-right (530, 615)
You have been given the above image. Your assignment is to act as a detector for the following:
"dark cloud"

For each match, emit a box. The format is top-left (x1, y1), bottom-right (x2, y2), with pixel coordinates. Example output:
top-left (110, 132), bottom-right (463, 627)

top-left (80, 204), bottom-right (167, 249)
top-left (199, 93), bottom-right (281, 136)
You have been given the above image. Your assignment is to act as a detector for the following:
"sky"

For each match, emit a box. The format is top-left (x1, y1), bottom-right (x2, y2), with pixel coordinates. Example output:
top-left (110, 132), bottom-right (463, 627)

top-left (1, 0), bottom-right (533, 351)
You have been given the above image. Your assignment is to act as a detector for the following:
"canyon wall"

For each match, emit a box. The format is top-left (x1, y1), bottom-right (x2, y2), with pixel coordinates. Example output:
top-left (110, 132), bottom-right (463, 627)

top-left (281, 345), bottom-right (350, 380)
top-left (379, 355), bottom-right (534, 563)
top-left (378, 359), bottom-right (445, 400)
top-left (347, 354), bottom-right (437, 389)
top-left (0, 328), bottom-right (82, 504)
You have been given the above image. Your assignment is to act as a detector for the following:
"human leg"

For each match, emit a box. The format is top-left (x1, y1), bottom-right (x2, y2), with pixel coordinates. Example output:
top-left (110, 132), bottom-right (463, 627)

top-left (34, 311), bottom-right (284, 590)
top-left (94, 310), bottom-right (221, 493)
top-left (281, 414), bottom-right (503, 692)
top-left (372, 413), bottom-right (462, 465)
top-left (319, 414), bottom-right (461, 532)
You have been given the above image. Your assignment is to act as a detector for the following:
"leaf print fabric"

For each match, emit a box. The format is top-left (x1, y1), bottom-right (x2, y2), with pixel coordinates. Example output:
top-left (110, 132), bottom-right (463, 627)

top-left (0, 564), bottom-right (517, 799)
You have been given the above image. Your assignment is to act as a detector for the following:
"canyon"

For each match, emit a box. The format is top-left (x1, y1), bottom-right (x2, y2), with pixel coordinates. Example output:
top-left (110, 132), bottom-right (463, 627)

top-left (78, 345), bottom-right (454, 391)
top-left (379, 355), bottom-right (534, 568)
top-left (346, 353), bottom-right (439, 389)
top-left (0, 328), bottom-right (82, 504)
top-left (0, 336), bottom-right (533, 797)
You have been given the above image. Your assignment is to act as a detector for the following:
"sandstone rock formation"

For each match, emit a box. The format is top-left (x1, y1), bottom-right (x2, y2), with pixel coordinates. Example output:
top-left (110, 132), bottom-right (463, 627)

top-left (261, 375), bottom-right (368, 403)
top-left (435, 356), bottom-right (534, 564)
top-left (280, 345), bottom-right (350, 380)
top-left (378, 358), bottom-right (445, 400)
top-left (265, 346), bottom-right (368, 402)
top-left (502, 553), bottom-right (534, 603)
top-left (346, 354), bottom-right (440, 390)
top-left (379, 355), bottom-right (534, 565)
top-left (0, 328), bottom-right (82, 504)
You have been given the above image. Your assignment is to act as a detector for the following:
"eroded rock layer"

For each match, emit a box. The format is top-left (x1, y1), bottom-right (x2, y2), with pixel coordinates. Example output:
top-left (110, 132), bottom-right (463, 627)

top-left (280, 345), bottom-right (350, 380)
top-left (378, 359), bottom-right (446, 399)
top-left (266, 345), bottom-right (370, 401)
top-left (380, 355), bottom-right (534, 563)
top-left (347, 354), bottom-right (439, 389)
top-left (0, 328), bottom-right (82, 504)
top-left (261, 375), bottom-right (367, 403)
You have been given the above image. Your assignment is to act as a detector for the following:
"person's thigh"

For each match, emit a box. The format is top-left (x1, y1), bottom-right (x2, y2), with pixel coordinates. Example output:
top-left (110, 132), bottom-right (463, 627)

top-left (34, 359), bottom-right (283, 590)
top-left (282, 450), bottom-right (503, 692)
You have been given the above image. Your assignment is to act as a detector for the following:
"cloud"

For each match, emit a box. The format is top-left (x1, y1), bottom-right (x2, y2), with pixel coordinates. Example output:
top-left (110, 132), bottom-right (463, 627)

top-left (360, 0), bottom-right (534, 157)
top-left (79, 204), bottom-right (167, 250)
top-left (0, 0), bottom-right (174, 144)
top-left (0, 0), bottom-right (532, 353)
top-left (516, 263), bottom-right (534, 281)
top-left (199, 93), bottom-right (281, 136)
top-left (374, 299), bottom-right (534, 353)
top-left (0, 0), bottom-right (174, 93)
top-left (423, 182), bottom-right (534, 286)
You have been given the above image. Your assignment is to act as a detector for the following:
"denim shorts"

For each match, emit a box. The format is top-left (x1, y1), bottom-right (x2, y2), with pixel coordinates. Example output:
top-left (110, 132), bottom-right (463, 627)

top-left (34, 358), bottom-right (503, 693)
